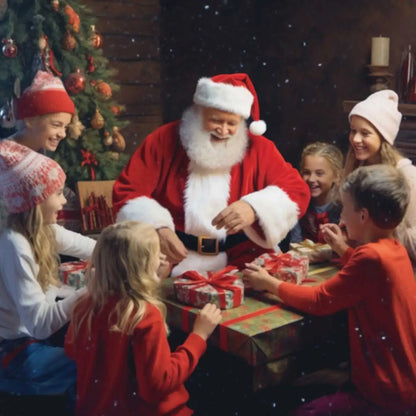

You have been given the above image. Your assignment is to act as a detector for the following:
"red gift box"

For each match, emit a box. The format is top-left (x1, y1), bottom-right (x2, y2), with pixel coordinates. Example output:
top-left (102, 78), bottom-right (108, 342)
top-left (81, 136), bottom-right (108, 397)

top-left (174, 265), bottom-right (244, 309)
top-left (254, 252), bottom-right (309, 284)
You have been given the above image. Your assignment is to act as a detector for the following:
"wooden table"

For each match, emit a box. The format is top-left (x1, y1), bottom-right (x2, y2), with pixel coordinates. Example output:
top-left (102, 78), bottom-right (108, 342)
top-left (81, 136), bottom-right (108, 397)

top-left (161, 263), bottom-right (348, 392)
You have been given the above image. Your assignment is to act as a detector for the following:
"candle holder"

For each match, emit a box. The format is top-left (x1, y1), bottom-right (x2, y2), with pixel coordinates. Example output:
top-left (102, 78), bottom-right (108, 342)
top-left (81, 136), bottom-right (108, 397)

top-left (367, 65), bottom-right (394, 92)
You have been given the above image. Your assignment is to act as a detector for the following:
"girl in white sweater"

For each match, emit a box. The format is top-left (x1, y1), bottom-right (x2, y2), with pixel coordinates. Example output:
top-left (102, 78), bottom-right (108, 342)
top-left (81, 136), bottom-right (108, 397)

top-left (0, 140), bottom-right (95, 409)
top-left (343, 89), bottom-right (416, 268)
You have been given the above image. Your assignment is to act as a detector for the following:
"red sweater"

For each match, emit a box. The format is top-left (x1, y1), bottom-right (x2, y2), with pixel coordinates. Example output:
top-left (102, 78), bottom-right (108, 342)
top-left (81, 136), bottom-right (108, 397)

top-left (279, 239), bottom-right (416, 414)
top-left (65, 299), bottom-right (206, 416)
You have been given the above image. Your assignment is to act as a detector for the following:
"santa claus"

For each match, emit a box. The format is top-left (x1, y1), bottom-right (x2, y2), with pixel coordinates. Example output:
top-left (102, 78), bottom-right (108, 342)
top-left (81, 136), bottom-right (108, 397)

top-left (113, 73), bottom-right (310, 276)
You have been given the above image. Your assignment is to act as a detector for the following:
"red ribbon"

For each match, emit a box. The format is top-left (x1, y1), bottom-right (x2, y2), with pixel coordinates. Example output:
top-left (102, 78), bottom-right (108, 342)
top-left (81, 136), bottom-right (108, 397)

top-left (175, 265), bottom-right (242, 309)
top-left (81, 149), bottom-right (98, 180)
top-left (261, 253), bottom-right (306, 275)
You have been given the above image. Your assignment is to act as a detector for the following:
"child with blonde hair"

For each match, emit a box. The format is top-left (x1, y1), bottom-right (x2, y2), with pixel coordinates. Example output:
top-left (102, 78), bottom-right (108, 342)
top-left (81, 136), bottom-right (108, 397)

top-left (1, 70), bottom-right (76, 231)
top-left (244, 164), bottom-right (416, 415)
top-left (0, 140), bottom-right (95, 406)
top-left (343, 89), bottom-right (416, 266)
top-left (290, 141), bottom-right (343, 243)
top-left (65, 220), bottom-right (222, 416)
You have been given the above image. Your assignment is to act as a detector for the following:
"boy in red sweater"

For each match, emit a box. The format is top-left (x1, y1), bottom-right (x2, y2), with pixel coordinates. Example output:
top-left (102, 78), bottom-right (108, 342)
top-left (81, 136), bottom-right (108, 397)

top-left (243, 164), bottom-right (416, 415)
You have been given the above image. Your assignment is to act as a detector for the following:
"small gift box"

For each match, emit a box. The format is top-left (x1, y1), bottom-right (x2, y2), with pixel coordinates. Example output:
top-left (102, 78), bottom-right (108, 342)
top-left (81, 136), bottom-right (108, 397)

top-left (59, 260), bottom-right (89, 289)
top-left (289, 239), bottom-right (332, 264)
top-left (174, 265), bottom-right (244, 310)
top-left (254, 252), bottom-right (309, 285)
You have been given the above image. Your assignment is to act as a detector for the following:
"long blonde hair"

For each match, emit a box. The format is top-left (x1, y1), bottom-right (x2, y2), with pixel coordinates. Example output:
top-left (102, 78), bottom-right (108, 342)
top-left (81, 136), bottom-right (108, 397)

top-left (7, 206), bottom-right (59, 291)
top-left (343, 138), bottom-right (402, 178)
top-left (71, 221), bottom-right (167, 336)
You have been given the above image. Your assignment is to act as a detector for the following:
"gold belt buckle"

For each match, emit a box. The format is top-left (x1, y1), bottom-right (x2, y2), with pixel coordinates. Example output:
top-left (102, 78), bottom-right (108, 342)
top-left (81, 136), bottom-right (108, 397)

top-left (197, 236), bottom-right (219, 255)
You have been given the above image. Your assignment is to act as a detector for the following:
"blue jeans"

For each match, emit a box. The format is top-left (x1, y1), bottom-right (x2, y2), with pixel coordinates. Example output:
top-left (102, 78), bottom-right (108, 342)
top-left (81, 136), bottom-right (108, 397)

top-left (0, 337), bottom-right (76, 410)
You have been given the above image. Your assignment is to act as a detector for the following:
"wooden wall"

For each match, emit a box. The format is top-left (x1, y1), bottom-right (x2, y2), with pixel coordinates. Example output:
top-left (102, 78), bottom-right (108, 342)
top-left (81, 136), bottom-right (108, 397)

top-left (159, 0), bottom-right (416, 166)
top-left (83, 0), bottom-right (162, 156)
top-left (84, 0), bottom-right (416, 167)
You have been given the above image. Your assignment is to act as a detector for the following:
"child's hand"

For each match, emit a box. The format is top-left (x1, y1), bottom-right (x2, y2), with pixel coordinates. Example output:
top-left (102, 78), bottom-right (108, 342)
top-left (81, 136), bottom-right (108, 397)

top-left (192, 303), bottom-right (222, 340)
top-left (242, 262), bottom-right (274, 292)
top-left (320, 223), bottom-right (349, 257)
top-left (157, 253), bottom-right (171, 279)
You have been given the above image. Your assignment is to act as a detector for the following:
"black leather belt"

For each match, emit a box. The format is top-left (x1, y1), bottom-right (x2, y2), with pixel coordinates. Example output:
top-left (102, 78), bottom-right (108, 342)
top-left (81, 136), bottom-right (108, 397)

top-left (176, 230), bottom-right (248, 256)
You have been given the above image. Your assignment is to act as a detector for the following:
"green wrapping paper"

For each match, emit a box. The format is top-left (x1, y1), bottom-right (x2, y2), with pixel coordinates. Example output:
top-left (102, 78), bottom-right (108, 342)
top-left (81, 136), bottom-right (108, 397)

top-left (162, 263), bottom-right (341, 390)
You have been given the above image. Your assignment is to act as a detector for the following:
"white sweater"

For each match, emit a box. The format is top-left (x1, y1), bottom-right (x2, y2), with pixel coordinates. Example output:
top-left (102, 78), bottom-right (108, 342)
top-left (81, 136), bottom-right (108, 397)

top-left (395, 158), bottom-right (416, 268)
top-left (0, 224), bottom-right (95, 341)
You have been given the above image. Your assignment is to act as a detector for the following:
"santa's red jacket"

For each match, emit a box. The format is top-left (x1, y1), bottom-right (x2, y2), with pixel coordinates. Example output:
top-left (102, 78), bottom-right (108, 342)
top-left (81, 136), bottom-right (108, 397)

top-left (113, 121), bottom-right (310, 275)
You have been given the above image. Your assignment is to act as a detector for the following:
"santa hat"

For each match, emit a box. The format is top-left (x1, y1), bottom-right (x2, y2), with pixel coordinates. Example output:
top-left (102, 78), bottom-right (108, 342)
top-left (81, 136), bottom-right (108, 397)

top-left (16, 70), bottom-right (75, 120)
top-left (0, 140), bottom-right (66, 214)
top-left (193, 73), bottom-right (267, 136)
top-left (349, 89), bottom-right (402, 145)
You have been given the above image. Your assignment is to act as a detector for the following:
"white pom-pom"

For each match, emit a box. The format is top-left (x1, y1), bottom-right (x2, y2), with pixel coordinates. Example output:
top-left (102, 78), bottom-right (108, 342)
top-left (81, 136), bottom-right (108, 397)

top-left (249, 120), bottom-right (266, 136)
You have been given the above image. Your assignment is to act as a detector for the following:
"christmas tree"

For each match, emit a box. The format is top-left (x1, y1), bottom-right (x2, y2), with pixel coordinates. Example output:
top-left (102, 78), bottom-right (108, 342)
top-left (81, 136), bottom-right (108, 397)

top-left (0, 0), bottom-right (129, 189)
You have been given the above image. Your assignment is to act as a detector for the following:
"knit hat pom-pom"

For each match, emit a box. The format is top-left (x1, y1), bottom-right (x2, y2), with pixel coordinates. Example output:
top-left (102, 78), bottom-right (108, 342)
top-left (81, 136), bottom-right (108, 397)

top-left (249, 120), bottom-right (266, 136)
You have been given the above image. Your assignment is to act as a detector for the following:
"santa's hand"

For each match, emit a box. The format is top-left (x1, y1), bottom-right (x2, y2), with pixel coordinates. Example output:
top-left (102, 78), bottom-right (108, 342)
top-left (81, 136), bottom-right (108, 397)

top-left (211, 200), bottom-right (256, 234)
top-left (157, 227), bottom-right (188, 264)
top-left (320, 223), bottom-right (349, 257)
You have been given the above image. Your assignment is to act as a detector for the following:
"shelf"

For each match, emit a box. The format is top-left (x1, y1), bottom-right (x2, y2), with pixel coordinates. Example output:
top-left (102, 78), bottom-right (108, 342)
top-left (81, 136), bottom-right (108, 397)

top-left (343, 100), bottom-right (416, 117)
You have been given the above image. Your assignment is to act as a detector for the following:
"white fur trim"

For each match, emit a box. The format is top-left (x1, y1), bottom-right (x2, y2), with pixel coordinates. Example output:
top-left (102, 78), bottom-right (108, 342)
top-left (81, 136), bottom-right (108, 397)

top-left (171, 251), bottom-right (227, 276)
top-left (242, 185), bottom-right (299, 248)
top-left (193, 77), bottom-right (253, 118)
top-left (249, 120), bottom-right (266, 136)
top-left (116, 196), bottom-right (175, 231)
top-left (184, 167), bottom-right (230, 239)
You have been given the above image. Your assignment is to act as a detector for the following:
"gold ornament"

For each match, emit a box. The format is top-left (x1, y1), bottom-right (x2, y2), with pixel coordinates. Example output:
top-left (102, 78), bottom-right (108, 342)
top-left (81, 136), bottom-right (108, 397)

top-left (111, 126), bottom-right (126, 152)
top-left (90, 108), bottom-right (105, 130)
top-left (67, 111), bottom-right (85, 140)
top-left (109, 151), bottom-right (119, 160)
top-left (103, 131), bottom-right (113, 146)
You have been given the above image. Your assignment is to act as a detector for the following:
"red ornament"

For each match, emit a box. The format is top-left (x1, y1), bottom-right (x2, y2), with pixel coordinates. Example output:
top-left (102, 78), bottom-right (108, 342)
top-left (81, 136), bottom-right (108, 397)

top-left (94, 80), bottom-right (112, 99)
top-left (87, 55), bottom-right (95, 73)
top-left (62, 31), bottom-right (76, 50)
top-left (65, 69), bottom-right (86, 94)
top-left (90, 25), bottom-right (103, 49)
top-left (2, 38), bottom-right (17, 58)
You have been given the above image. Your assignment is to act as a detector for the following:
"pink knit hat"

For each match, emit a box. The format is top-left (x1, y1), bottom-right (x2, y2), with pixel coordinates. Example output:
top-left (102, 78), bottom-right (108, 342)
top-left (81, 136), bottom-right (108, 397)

top-left (193, 73), bottom-right (267, 136)
top-left (0, 140), bottom-right (66, 213)
top-left (349, 90), bottom-right (402, 145)
top-left (16, 70), bottom-right (75, 120)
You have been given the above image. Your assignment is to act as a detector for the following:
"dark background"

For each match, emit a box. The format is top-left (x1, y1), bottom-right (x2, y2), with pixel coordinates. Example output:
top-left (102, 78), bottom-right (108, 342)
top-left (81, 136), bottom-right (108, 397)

top-left (88, 0), bottom-right (416, 167)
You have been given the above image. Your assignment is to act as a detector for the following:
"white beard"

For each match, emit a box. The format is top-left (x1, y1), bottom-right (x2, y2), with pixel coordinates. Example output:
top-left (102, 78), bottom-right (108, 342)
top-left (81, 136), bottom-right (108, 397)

top-left (179, 106), bottom-right (248, 172)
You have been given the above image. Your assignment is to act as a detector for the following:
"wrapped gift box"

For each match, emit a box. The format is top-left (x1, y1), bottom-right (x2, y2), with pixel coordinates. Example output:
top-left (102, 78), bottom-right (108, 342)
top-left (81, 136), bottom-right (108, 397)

top-left (59, 260), bottom-right (88, 289)
top-left (162, 263), bottom-right (343, 391)
top-left (254, 252), bottom-right (309, 284)
top-left (289, 239), bottom-right (333, 264)
top-left (174, 265), bottom-right (244, 310)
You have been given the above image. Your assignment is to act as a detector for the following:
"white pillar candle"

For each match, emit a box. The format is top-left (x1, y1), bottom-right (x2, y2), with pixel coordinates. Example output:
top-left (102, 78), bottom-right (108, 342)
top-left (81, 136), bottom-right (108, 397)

top-left (371, 36), bottom-right (390, 66)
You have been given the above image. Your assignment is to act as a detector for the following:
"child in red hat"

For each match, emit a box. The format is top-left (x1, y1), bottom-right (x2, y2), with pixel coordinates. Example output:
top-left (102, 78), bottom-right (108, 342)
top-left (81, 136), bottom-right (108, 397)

top-left (11, 70), bottom-right (75, 152)
top-left (0, 70), bottom-right (77, 231)
top-left (0, 140), bottom-right (94, 411)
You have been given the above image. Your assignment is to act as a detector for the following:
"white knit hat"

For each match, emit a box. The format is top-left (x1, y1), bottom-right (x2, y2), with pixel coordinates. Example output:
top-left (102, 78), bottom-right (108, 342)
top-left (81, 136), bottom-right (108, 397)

top-left (348, 90), bottom-right (402, 145)
top-left (193, 73), bottom-right (267, 136)
top-left (0, 140), bottom-right (66, 213)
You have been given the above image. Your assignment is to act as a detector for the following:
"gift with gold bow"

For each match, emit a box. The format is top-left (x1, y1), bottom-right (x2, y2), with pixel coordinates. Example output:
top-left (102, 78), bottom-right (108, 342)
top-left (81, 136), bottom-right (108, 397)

top-left (289, 239), bottom-right (333, 264)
